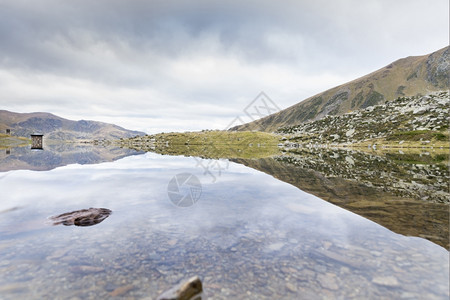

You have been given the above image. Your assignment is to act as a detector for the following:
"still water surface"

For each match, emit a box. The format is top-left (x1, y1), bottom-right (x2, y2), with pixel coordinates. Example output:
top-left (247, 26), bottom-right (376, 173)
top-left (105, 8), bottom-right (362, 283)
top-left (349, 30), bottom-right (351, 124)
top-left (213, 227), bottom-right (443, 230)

top-left (0, 149), bottom-right (448, 299)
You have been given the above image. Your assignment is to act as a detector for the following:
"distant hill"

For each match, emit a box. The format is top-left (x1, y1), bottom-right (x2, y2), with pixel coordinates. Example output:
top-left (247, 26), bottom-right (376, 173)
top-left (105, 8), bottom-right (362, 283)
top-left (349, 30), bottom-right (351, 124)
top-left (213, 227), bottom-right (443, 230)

top-left (0, 110), bottom-right (145, 141)
top-left (231, 46), bottom-right (449, 132)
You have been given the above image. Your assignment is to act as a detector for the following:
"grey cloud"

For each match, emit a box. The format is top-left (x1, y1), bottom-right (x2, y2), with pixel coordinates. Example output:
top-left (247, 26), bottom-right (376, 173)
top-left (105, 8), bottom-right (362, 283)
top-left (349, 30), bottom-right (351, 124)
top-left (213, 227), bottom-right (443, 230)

top-left (1, 0), bottom-right (447, 78)
top-left (0, 0), bottom-right (448, 133)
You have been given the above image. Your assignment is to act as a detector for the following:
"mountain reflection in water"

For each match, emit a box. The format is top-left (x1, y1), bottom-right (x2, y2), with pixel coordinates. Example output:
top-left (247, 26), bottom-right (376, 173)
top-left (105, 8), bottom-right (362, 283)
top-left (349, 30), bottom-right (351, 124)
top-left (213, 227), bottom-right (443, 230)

top-left (2, 142), bottom-right (448, 250)
top-left (127, 140), bottom-right (449, 250)
top-left (233, 147), bottom-right (449, 249)
top-left (0, 143), bottom-right (143, 172)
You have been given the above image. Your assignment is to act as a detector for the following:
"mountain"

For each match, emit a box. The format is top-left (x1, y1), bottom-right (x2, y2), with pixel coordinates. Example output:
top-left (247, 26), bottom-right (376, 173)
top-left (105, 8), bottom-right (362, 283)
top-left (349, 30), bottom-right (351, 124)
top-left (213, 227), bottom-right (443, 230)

top-left (0, 110), bottom-right (145, 141)
top-left (231, 46), bottom-right (449, 132)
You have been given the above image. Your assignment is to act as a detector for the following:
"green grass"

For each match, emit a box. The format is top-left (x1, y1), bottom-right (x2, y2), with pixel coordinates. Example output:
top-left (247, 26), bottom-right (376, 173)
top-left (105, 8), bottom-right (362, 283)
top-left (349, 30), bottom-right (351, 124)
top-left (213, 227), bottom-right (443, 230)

top-left (361, 90), bottom-right (384, 109)
top-left (121, 130), bottom-right (282, 159)
top-left (386, 130), bottom-right (449, 142)
top-left (156, 130), bottom-right (279, 145)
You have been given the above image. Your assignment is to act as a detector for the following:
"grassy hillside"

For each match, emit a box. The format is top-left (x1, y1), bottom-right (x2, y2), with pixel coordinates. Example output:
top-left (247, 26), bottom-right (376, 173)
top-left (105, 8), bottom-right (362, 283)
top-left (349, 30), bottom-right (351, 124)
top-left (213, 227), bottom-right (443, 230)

top-left (232, 46), bottom-right (449, 132)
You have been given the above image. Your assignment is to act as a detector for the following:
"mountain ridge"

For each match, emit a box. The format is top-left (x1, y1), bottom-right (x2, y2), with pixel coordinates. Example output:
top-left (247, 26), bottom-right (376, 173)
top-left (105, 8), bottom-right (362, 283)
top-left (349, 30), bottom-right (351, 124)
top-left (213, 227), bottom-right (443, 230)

top-left (231, 46), bottom-right (449, 132)
top-left (0, 110), bottom-right (145, 141)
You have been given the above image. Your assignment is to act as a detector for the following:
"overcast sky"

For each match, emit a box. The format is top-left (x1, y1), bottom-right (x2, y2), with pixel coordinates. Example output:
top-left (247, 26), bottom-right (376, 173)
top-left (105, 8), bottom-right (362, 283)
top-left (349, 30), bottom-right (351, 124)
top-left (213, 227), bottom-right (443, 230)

top-left (0, 0), bottom-right (448, 133)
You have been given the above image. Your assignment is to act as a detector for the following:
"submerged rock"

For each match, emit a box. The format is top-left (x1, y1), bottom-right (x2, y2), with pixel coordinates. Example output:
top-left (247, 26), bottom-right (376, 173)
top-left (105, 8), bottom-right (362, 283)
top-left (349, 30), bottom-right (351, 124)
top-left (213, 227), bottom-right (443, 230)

top-left (372, 276), bottom-right (400, 287)
top-left (157, 276), bottom-right (203, 300)
top-left (49, 207), bottom-right (112, 227)
top-left (109, 284), bottom-right (134, 297)
top-left (69, 265), bottom-right (104, 274)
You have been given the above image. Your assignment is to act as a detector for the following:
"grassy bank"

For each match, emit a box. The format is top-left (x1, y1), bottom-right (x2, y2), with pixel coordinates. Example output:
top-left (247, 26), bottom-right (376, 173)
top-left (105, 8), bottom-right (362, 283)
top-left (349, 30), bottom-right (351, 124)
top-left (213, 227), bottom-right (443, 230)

top-left (119, 130), bottom-right (282, 159)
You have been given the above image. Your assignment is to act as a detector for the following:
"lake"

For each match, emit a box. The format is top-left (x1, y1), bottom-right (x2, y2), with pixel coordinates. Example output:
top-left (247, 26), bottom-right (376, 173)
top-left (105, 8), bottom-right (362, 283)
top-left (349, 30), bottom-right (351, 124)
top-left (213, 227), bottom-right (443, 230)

top-left (0, 144), bottom-right (449, 299)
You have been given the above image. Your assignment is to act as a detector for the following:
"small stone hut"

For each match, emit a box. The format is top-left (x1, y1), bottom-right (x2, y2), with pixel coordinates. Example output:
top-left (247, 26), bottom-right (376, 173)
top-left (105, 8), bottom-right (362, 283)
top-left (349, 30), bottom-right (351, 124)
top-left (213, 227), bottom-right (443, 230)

top-left (31, 133), bottom-right (44, 150)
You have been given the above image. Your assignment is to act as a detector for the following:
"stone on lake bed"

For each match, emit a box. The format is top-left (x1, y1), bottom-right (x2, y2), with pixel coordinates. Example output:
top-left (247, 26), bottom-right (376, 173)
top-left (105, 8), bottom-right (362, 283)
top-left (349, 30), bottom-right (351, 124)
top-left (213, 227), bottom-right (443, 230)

top-left (265, 242), bottom-right (284, 252)
top-left (285, 282), bottom-right (298, 292)
top-left (167, 239), bottom-right (178, 246)
top-left (372, 275), bottom-right (400, 287)
top-left (49, 207), bottom-right (112, 227)
top-left (69, 265), bottom-right (104, 274)
top-left (157, 276), bottom-right (203, 300)
top-left (317, 273), bottom-right (339, 290)
top-left (0, 282), bottom-right (29, 293)
top-left (109, 284), bottom-right (134, 297)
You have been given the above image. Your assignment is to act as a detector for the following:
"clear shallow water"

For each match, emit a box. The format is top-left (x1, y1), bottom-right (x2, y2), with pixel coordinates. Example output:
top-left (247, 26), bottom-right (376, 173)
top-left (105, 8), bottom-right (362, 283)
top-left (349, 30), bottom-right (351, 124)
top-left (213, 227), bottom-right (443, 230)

top-left (0, 152), bottom-right (448, 299)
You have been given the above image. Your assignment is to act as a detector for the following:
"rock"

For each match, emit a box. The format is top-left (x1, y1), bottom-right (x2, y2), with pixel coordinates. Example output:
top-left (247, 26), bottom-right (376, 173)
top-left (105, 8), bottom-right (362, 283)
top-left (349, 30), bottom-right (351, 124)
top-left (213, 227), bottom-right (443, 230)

top-left (345, 129), bottom-right (355, 137)
top-left (370, 251), bottom-right (382, 257)
top-left (413, 106), bottom-right (428, 114)
top-left (345, 156), bottom-right (355, 165)
top-left (400, 292), bottom-right (418, 298)
top-left (316, 273), bottom-right (339, 290)
top-left (157, 276), bottom-right (203, 300)
top-left (313, 248), bottom-right (365, 269)
top-left (47, 248), bottom-right (70, 260)
top-left (49, 208), bottom-right (112, 227)
top-left (167, 239), bottom-right (177, 246)
top-left (285, 282), bottom-right (297, 292)
top-left (265, 242), bottom-right (284, 252)
top-left (69, 265), bottom-right (104, 274)
top-left (0, 282), bottom-right (29, 293)
top-left (372, 275), bottom-right (400, 287)
top-left (322, 241), bottom-right (332, 250)
top-left (330, 134), bottom-right (340, 140)
top-left (109, 284), bottom-right (134, 297)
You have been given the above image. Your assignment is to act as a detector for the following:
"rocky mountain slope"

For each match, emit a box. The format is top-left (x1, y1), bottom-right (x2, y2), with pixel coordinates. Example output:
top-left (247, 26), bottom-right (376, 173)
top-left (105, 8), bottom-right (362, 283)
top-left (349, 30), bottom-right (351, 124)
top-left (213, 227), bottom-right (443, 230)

top-left (0, 110), bottom-right (144, 141)
top-left (231, 46), bottom-right (449, 132)
top-left (278, 91), bottom-right (449, 146)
